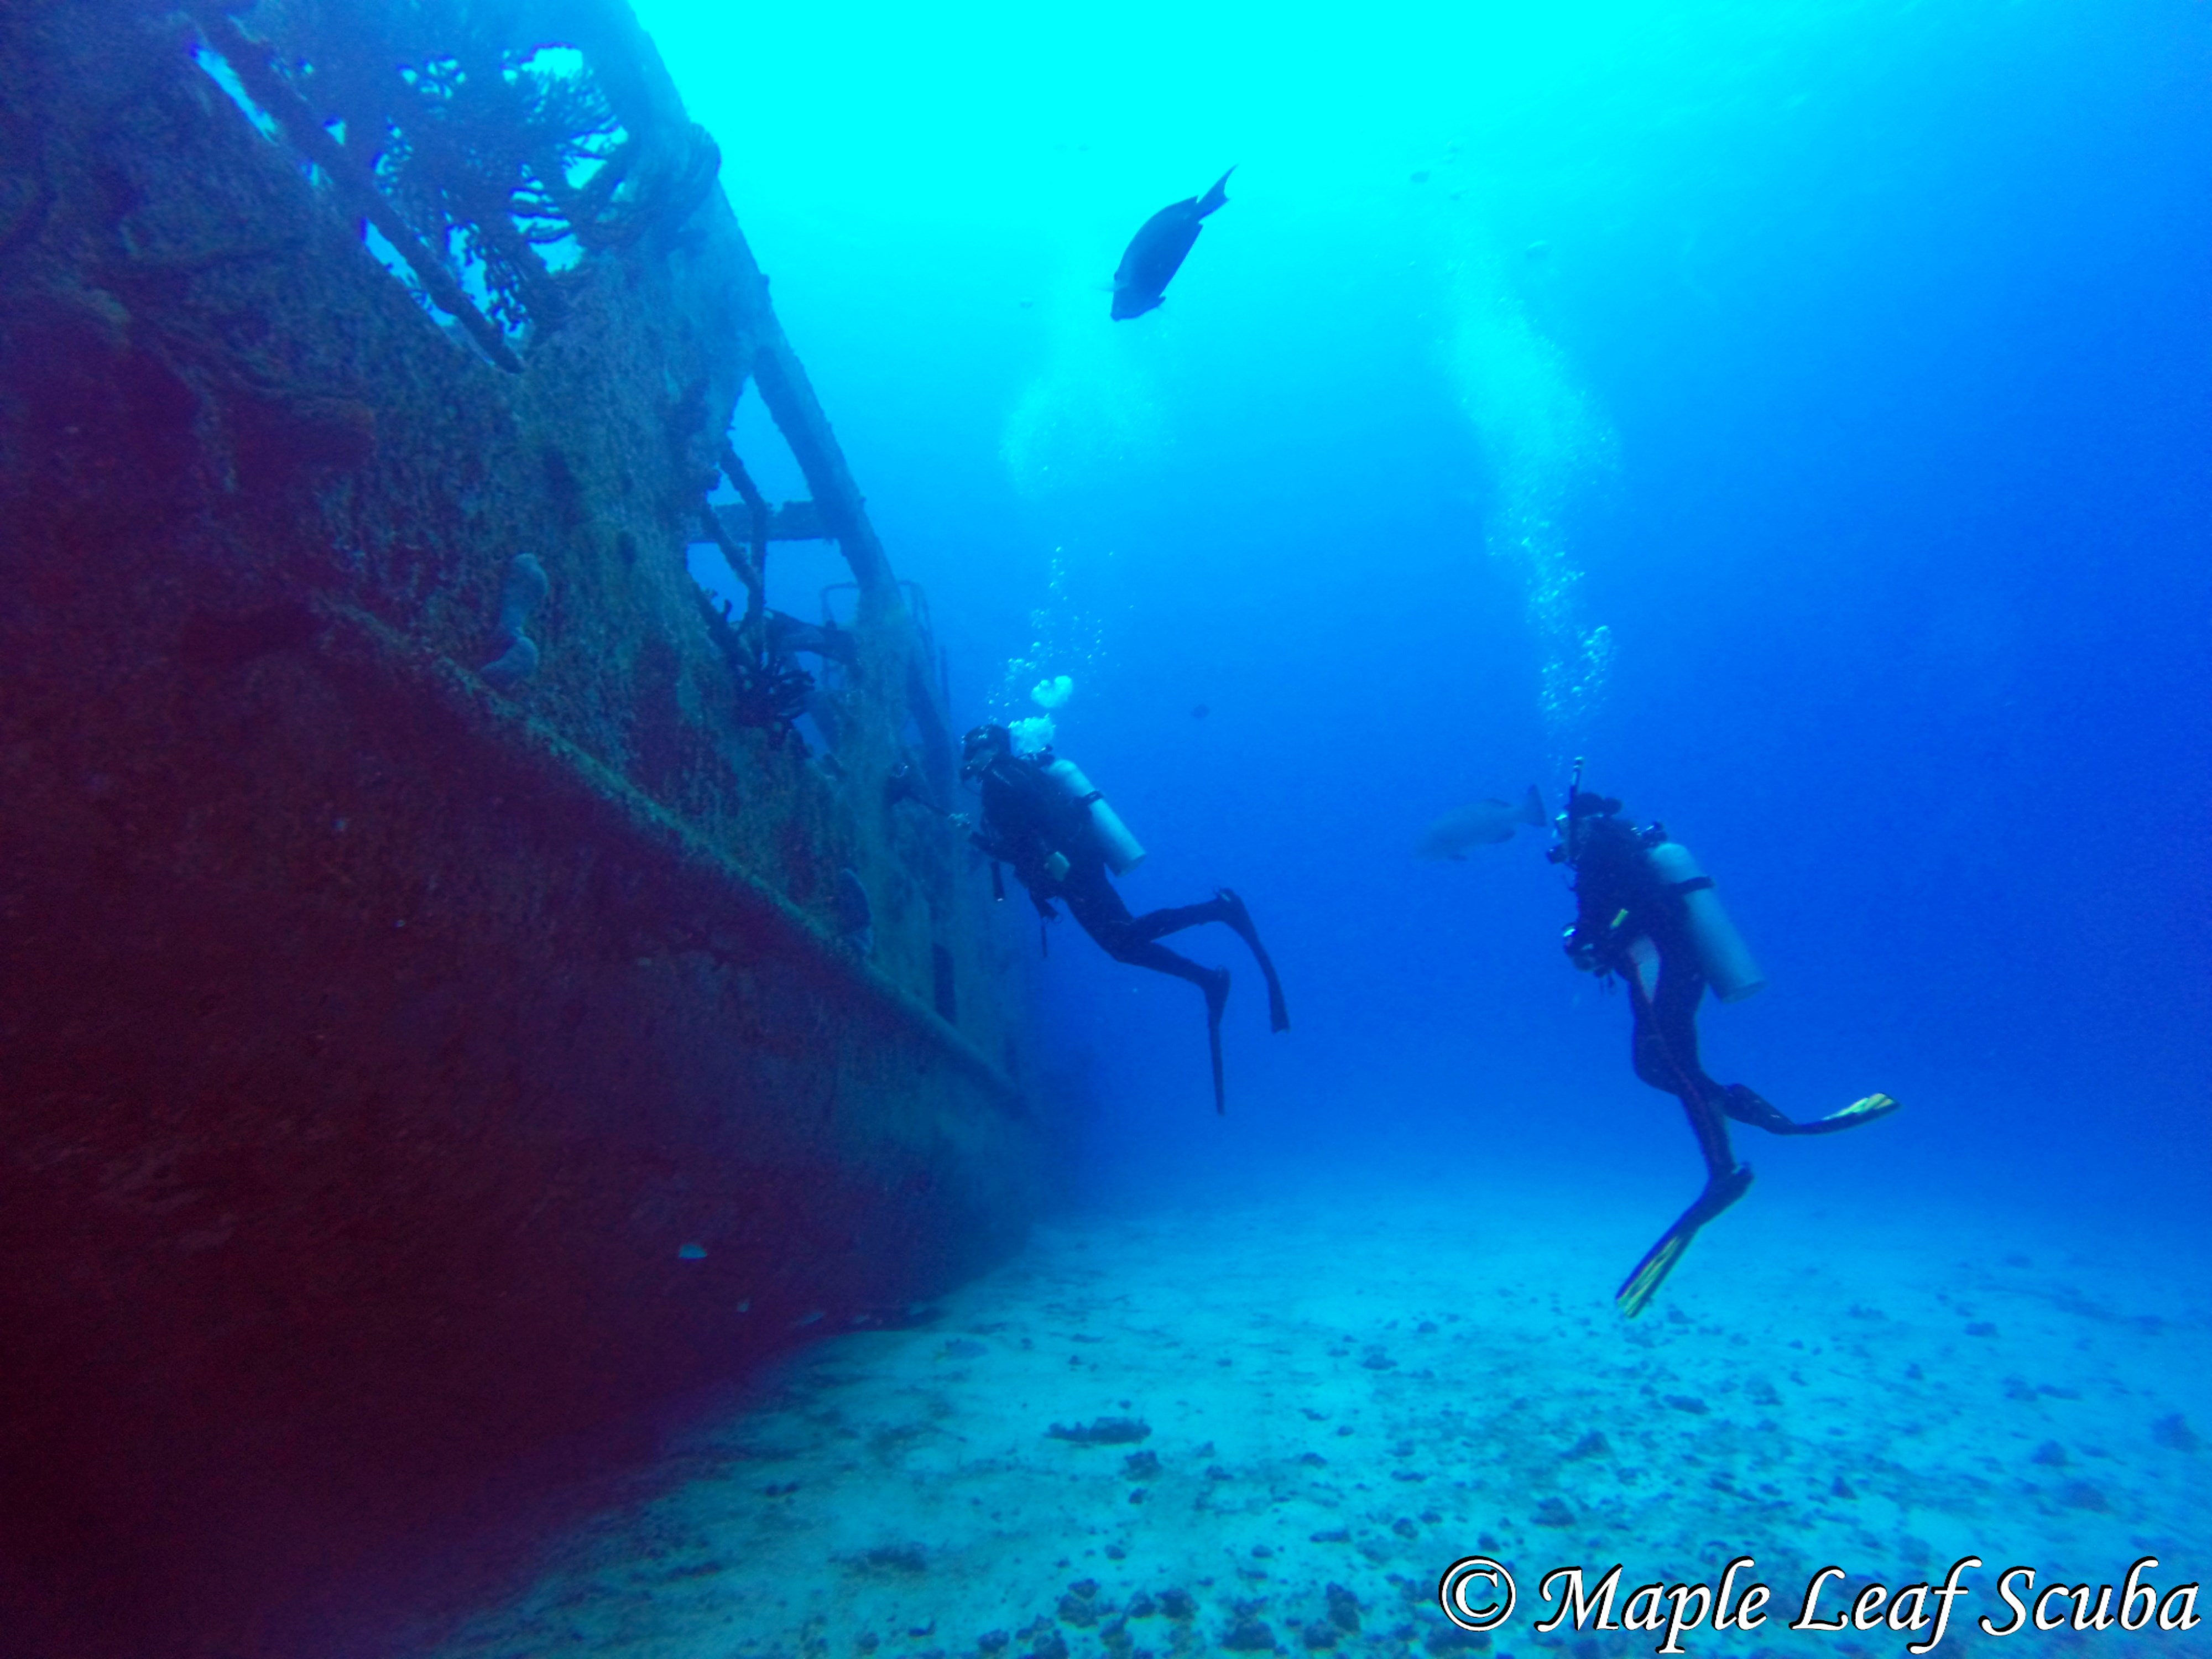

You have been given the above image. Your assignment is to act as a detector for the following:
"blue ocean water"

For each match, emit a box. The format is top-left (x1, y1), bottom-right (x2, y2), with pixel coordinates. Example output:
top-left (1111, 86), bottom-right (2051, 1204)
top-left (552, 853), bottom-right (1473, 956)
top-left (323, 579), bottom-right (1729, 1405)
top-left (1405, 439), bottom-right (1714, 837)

top-left (432, 0), bottom-right (2211, 1650)
top-left (658, 0), bottom-right (2210, 1211)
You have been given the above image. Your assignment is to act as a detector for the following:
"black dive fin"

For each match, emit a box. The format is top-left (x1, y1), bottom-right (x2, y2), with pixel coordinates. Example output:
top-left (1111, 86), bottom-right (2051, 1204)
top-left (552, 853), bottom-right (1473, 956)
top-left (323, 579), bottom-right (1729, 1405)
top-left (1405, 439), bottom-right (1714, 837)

top-left (1208, 1011), bottom-right (1225, 1114)
top-left (1204, 967), bottom-right (1230, 1114)
top-left (1260, 957), bottom-right (1288, 1035)
top-left (1215, 889), bottom-right (1288, 1033)
top-left (1721, 1083), bottom-right (1798, 1135)
top-left (1615, 1165), bottom-right (1754, 1318)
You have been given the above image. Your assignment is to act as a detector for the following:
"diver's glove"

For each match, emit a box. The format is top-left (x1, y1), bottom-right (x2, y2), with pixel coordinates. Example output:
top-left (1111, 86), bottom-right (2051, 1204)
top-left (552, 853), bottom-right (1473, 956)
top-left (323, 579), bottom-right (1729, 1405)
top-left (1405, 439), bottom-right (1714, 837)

top-left (1563, 922), bottom-right (1604, 974)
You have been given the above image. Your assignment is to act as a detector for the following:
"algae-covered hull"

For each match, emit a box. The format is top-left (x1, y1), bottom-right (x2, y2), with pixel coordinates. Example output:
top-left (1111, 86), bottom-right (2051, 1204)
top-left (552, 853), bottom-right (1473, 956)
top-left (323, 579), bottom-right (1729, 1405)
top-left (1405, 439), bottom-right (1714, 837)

top-left (0, 0), bottom-right (1032, 1646)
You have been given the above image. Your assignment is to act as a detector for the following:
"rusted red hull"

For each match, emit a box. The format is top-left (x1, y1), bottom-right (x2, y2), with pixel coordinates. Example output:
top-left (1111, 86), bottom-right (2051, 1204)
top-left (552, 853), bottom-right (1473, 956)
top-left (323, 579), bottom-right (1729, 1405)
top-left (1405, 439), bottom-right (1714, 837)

top-left (0, 0), bottom-right (1034, 1650)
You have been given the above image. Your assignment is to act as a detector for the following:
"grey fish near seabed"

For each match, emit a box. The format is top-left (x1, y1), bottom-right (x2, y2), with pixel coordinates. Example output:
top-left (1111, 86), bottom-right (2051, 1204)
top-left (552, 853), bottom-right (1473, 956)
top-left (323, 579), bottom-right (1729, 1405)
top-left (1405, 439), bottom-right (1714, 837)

top-left (1110, 168), bottom-right (1234, 321)
top-left (1415, 785), bottom-right (1547, 861)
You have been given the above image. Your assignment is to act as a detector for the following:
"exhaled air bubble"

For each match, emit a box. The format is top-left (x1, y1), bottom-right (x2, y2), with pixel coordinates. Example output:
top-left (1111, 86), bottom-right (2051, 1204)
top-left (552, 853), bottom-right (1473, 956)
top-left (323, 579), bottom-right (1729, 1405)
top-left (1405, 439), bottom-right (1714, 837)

top-left (1449, 244), bottom-right (1617, 752)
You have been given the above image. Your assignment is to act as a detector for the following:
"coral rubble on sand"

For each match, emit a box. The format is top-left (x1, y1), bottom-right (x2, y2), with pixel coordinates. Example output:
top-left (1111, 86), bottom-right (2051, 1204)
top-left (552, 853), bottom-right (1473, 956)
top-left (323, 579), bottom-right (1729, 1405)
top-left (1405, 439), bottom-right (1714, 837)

top-left (418, 1189), bottom-right (2209, 1657)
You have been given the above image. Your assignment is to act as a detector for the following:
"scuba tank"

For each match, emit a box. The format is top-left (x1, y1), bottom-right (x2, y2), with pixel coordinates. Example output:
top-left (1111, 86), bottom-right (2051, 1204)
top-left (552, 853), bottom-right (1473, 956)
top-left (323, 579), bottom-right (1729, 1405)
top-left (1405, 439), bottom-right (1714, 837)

top-left (1644, 838), bottom-right (1766, 1003)
top-left (1037, 754), bottom-right (1146, 875)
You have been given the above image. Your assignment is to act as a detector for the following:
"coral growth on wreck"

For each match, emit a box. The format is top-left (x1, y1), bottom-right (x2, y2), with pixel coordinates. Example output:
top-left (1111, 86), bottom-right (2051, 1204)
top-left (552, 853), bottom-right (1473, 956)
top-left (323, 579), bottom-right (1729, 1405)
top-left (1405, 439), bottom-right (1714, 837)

top-left (198, 0), bottom-right (720, 358)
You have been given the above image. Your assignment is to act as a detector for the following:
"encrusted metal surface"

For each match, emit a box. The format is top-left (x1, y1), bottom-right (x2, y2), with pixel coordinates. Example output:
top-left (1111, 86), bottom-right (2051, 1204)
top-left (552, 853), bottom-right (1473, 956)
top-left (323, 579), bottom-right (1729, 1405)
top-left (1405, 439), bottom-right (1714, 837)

top-left (0, 0), bottom-right (1032, 1648)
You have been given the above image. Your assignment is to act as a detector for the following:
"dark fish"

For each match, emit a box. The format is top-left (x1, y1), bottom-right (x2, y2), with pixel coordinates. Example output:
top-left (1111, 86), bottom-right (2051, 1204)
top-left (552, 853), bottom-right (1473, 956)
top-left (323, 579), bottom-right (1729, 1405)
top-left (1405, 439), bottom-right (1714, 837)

top-left (1191, 702), bottom-right (1210, 719)
top-left (1110, 167), bottom-right (1234, 321)
top-left (1414, 785), bottom-right (1547, 861)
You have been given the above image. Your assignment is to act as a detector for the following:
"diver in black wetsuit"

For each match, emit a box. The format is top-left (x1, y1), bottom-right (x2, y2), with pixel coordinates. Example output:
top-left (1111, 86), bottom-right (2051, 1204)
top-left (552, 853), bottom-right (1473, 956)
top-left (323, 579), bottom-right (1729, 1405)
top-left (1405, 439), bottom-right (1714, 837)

top-left (959, 723), bottom-right (1288, 1112)
top-left (1555, 778), bottom-right (1900, 1317)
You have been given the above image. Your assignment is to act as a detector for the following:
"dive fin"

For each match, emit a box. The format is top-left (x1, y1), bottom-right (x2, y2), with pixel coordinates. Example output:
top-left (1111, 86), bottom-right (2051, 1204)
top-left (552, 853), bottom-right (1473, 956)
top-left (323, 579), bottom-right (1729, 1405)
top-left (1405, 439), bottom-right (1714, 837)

top-left (1615, 1165), bottom-right (1754, 1319)
top-left (1520, 784), bottom-right (1547, 827)
top-left (1721, 1083), bottom-right (1798, 1135)
top-left (1799, 1092), bottom-right (1901, 1134)
top-left (1724, 1084), bottom-right (1900, 1136)
top-left (1204, 967), bottom-right (1230, 1113)
top-left (1216, 889), bottom-right (1288, 1033)
top-left (1196, 166), bottom-right (1236, 218)
top-left (1616, 1224), bottom-right (1695, 1322)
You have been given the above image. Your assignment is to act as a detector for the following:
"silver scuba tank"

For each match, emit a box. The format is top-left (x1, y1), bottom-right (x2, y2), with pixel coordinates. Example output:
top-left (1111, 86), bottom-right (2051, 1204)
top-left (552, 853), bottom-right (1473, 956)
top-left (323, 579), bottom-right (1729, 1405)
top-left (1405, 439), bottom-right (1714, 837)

top-left (1039, 755), bottom-right (1146, 875)
top-left (1644, 838), bottom-right (1766, 1003)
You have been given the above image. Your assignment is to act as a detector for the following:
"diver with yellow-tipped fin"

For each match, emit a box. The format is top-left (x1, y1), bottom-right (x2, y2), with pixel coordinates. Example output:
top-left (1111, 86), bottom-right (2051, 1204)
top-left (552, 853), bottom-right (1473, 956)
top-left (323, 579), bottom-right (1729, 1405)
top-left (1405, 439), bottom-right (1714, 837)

top-left (1551, 763), bottom-right (1900, 1317)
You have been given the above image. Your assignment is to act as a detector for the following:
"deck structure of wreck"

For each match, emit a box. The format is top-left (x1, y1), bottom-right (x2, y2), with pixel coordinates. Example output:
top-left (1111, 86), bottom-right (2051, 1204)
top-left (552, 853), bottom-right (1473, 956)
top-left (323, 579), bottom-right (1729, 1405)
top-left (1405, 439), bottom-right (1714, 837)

top-left (0, 0), bottom-right (1036, 1648)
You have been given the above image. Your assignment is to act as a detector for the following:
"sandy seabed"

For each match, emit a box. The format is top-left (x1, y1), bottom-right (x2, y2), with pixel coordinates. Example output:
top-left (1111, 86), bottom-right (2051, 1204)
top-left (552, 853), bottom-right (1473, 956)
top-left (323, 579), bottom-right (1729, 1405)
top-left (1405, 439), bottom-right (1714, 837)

top-left (414, 1179), bottom-right (2211, 1659)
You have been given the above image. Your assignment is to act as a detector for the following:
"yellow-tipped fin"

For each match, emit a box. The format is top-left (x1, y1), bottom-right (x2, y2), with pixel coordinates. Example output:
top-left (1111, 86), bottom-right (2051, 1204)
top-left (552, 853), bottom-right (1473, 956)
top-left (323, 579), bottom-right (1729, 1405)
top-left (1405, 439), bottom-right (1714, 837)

top-left (1616, 1229), bottom-right (1694, 1320)
top-left (1614, 1165), bottom-right (1755, 1319)
top-left (1828, 1092), bottom-right (1900, 1126)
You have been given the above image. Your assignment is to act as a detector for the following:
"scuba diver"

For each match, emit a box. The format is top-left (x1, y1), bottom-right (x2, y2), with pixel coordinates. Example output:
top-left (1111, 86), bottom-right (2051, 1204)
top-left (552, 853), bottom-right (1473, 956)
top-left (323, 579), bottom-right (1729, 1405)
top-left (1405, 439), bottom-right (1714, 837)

top-left (959, 723), bottom-right (1288, 1112)
top-left (1551, 764), bottom-right (1900, 1317)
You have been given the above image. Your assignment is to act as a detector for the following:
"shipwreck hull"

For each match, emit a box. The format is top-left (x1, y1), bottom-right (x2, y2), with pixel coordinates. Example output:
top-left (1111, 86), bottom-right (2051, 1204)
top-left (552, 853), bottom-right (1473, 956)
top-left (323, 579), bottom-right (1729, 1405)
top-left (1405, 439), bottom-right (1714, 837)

top-left (0, 594), bottom-right (1032, 1646)
top-left (0, 0), bottom-right (1032, 1648)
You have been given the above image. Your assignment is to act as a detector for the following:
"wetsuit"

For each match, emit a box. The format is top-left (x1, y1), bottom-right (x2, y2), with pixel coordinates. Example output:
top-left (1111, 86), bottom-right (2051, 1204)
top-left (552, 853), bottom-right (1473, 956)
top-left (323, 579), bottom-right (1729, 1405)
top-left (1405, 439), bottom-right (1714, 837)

top-left (972, 753), bottom-right (1238, 989)
top-left (1567, 812), bottom-right (1745, 1186)
top-left (1564, 803), bottom-right (1898, 1315)
top-left (968, 749), bottom-right (1287, 1108)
